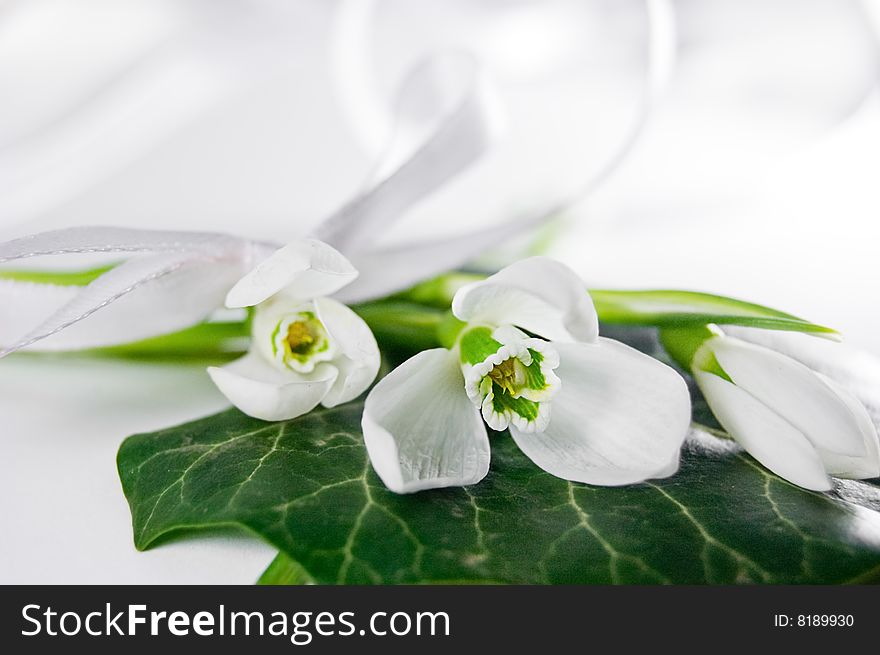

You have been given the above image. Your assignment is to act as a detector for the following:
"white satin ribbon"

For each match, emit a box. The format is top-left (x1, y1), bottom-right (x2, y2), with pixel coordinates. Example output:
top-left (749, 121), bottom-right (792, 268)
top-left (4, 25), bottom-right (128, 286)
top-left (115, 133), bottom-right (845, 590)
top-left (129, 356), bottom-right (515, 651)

top-left (0, 228), bottom-right (274, 354)
top-left (0, 49), bottom-right (504, 354)
top-left (0, 1), bottom-right (676, 353)
top-left (0, 1), bottom-right (298, 226)
top-left (327, 0), bottom-right (676, 303)
top-left (312, 50), bottom-right (504, 255)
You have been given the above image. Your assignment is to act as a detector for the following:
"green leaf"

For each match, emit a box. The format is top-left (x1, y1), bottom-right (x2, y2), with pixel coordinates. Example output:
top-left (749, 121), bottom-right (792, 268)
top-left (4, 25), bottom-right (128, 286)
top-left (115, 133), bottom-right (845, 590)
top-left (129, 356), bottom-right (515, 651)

top-left (590, 289), bottom-right (838, 336)
top-left (118, 401), bottom-right (880, 585)
top-left (79, 321), bottom-right (250, 362)
top-left (0, 264), bottom-right (115, 286)
top-left (392, 274), bottom-right (837, 336)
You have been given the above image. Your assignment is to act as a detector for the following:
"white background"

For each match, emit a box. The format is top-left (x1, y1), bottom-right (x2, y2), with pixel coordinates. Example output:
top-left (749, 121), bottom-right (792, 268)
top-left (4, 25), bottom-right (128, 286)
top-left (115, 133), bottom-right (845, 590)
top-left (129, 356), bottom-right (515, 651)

top-left (2, 0), bottom-right (879, 583)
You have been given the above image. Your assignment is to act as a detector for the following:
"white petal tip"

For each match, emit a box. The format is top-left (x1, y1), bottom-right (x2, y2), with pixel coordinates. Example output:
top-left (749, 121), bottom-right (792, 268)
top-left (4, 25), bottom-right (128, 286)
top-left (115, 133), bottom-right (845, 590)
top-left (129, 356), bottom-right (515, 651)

top-left (223, 285), bottom-right (253, 309)
top-left (224, 239), bottom-right (359, 308)
top-left (451, 257), bottom-right (598, 343)
top-left (801, 477), bottom-right (834, 492)
top-left (361, 348), bottom-right (490, 494)
top-left (207, 356), bottom-right (335, 422)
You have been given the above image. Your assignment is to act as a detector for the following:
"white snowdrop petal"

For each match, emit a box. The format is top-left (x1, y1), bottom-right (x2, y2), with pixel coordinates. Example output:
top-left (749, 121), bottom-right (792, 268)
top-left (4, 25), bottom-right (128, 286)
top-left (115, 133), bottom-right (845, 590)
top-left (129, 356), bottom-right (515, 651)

top-left (695, 370), bottom-right (832, 491)
top-left (709, 336), bottom-right (867, 458)
top-left (723, 326), bottom-right (880, 427)
top-left (226, 239), bottom-right (357, 308)
top-left (362, 348), bottom-right (490, 493)
top-left (451, 257), bottom-right (599, 343)
top-left (813, 373), bottom-right (880, 480)
top-left (314, 296), bottom-right (380, 407)
top-left (207, 352), bottom-right (337, 422)
top-left (510, 339), bottom-right (690, 485)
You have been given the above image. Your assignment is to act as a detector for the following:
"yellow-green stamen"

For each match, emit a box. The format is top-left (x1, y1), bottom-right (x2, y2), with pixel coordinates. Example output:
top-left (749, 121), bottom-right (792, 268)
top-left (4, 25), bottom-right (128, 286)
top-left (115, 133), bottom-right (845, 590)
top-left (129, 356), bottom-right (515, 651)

top-left (459, 325), bottom-right (560, 432)
top-left (268, 310), bottom-right (333, 373)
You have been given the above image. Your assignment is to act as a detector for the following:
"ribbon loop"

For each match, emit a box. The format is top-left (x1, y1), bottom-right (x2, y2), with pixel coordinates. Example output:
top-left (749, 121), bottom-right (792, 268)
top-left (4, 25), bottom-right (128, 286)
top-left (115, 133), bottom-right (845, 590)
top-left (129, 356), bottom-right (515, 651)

top-left (312, 51), bottom-right (503, 255)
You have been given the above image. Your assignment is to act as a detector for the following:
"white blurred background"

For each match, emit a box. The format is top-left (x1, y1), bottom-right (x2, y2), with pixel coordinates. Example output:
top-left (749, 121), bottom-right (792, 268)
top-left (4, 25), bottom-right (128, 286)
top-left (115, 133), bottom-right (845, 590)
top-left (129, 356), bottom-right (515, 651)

top-left (1, 0), bottom-right (879, 583)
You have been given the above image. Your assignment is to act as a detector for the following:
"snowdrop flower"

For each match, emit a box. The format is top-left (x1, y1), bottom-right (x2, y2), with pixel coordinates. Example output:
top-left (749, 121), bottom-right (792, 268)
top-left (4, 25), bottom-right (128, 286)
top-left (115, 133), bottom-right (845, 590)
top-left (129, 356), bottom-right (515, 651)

top-left (0, 56), bottom-right (509, 350)
top-left (207, 239), bottom-right (380, 421)
top-left (722, 325), bottom-right (880, 427)
top-left (0, 49), bottom-right (646, 350)
top-left (362, 257), bottom-right (692, 493)
top-left (664, 326), bottom-right (880, 491)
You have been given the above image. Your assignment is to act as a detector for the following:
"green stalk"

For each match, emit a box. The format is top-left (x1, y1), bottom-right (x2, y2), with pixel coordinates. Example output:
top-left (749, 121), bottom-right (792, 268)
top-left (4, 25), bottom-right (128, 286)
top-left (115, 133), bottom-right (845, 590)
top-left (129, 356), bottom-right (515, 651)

top-left (659, 325), bottom-right (730, 381)
top-left (390, 272), bottom-right (483, 307)
top-left (75, 321), bottom-right (250, 362)
top-left (257, 553), bottom-right (314, 585)
top-left (589, 288), bottom-right (837, 337)
top-left (1, 266), bottom-right (837, 362)
top-left (396, 274), bottom-right (836, 337)
top-left (0, 264), bottom-right (115, 286)
top-left (351, 301), bottom-right (447, 352)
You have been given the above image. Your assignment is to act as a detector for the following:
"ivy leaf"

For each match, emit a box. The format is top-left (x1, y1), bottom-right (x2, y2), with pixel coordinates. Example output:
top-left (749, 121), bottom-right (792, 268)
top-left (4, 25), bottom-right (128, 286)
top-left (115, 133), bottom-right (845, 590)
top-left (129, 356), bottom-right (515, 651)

top-left (118, 405), bottom-right (880, 584)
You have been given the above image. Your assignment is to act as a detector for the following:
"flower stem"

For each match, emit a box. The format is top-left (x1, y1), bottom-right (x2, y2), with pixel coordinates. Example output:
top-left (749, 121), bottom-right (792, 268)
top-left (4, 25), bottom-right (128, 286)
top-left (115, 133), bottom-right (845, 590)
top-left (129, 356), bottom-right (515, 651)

top-left (256, 553), bottom-right (314, 585)
top-left (659, 324), bottom-right (730, 381)
top-left (0, 264), bottom-right (116, 286)
top-left (1, 266), bottom-right (837, 362)
top-left (350, 300), bottom-right (448, 353)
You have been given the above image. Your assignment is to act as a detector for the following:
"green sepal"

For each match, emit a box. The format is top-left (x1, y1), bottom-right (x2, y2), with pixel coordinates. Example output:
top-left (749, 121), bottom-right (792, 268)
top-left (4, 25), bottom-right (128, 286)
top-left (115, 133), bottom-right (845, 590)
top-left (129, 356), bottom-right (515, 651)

top-left (458, 326), bottom-right (502, 365)
top-left (659, 325), bottom-right (731, 381)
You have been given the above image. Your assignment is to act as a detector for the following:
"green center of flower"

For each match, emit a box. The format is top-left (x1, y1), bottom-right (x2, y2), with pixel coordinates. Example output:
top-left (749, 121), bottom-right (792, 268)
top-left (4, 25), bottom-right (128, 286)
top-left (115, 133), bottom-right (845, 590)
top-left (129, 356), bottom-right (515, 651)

top-left (286, 320), bottom-right (319, 355)
top-left (270, 310), bottom-right (334, 373)
top-left (487, 357), bottom-right (524, 395)
top-left (458, 326), bottom-right (560, 432)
